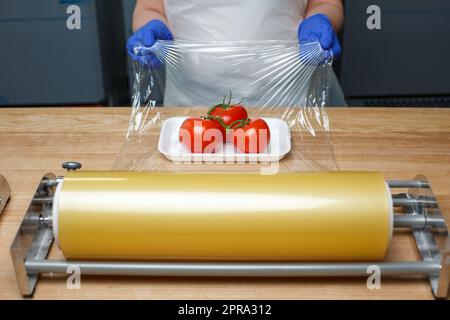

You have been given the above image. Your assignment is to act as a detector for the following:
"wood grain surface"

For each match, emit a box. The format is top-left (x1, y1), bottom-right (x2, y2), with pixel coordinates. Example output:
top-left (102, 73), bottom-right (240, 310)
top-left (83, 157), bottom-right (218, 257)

top-left (0, 107), bottom-right (449, 300)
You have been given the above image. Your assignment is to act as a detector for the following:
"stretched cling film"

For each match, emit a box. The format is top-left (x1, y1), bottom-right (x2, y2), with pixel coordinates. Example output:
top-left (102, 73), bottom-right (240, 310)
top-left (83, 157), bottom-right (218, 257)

top-left (115, 40), bottom-right (345, 172)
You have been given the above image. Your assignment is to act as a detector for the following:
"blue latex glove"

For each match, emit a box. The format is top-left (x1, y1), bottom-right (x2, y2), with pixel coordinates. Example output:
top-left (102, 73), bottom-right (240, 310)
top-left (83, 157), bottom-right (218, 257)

top-left (127, 19), bottom-right (173, 67)
top-left (298, 13), bottom-right (341, 61)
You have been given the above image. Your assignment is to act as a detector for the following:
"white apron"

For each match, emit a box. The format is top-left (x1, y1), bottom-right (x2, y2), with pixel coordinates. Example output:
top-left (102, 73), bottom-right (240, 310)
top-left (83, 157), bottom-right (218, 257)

top-left (163, 0), bottom-right (308, 107)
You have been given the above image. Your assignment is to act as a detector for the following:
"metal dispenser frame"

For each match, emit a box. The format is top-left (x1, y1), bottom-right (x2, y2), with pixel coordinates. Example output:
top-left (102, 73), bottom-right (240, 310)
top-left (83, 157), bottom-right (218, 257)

top-left (10, 163), bottom-right (450, 298)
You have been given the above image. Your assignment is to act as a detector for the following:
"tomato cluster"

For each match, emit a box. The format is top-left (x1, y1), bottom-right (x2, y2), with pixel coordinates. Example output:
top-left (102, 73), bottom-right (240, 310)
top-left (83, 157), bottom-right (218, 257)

top-left (179, 93), bottom-right (271, 154)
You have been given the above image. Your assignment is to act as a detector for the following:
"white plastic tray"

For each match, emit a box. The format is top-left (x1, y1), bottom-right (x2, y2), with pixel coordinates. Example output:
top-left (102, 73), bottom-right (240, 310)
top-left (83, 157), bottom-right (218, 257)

top-left (158, 117), bottom-right (291, 163)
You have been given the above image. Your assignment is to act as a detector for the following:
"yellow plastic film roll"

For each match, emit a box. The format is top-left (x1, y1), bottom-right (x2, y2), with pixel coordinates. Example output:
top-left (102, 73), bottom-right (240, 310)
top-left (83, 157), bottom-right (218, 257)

top-left (53, 171), bottom-right (392, 261)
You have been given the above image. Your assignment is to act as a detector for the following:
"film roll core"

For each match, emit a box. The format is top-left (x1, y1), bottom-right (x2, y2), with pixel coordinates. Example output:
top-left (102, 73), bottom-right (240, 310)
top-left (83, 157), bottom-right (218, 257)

top-left (53, 171), bottom-right (392, 261)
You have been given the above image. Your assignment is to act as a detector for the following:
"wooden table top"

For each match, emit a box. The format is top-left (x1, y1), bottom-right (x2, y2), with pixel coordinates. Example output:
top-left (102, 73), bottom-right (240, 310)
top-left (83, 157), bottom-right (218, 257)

top-left (0, 107), bottom-right (449, 300)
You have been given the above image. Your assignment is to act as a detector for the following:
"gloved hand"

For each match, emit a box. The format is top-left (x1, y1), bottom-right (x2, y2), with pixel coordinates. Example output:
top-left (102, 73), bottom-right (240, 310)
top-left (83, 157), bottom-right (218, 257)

top-left (126, 19), bottom-right (173, 67)
top-left (298, 13), bottom-right (341, 61)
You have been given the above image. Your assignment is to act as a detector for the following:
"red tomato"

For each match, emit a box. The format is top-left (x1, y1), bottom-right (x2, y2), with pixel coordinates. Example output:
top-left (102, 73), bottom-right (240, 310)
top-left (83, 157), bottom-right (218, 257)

top-left (232, 118), bottom-right (271, 154)
top-left (179, 117), bottom-right (225, 153)
top-left (209, 104), bottom-right (248, 127)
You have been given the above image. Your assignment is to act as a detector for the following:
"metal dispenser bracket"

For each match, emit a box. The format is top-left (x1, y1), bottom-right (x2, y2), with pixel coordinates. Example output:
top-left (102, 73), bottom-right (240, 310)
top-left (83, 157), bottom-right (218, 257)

top-left (390, 176), bottom-right (449, 298)
top-left (11, 173), bottom-right (57, 296)
top-left (0, 175), bottom-right (11, 216)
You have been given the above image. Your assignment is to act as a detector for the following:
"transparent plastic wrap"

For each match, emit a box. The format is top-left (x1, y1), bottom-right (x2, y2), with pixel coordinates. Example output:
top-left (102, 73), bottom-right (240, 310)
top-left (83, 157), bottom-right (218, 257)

top-left (114, 40), bottom-right (345, 172)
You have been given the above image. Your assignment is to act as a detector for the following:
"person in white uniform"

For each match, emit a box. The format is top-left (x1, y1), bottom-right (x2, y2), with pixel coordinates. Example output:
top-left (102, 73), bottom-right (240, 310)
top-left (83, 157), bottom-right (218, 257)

top-left (127, 0), bottom-right (344, 107)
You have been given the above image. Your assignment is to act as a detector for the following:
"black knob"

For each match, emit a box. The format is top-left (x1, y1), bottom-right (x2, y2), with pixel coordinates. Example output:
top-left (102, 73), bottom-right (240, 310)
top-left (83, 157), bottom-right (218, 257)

top-left (62, 162), bottom-right (82, 171)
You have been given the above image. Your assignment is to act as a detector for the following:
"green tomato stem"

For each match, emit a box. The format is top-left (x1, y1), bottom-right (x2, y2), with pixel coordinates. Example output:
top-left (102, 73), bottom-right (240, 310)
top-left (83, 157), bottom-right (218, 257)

top-left (203, 115), bottom-right (229, 130)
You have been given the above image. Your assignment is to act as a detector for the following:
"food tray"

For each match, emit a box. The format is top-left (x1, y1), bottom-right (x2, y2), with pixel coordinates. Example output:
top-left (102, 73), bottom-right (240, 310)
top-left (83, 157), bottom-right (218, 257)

top-left (158, 117), bottom-right (291, 163)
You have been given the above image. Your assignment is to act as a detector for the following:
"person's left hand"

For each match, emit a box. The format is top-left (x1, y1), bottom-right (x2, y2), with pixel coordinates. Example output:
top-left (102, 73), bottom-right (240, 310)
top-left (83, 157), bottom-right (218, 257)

top-left (298, 13), bottom-right (341, 59)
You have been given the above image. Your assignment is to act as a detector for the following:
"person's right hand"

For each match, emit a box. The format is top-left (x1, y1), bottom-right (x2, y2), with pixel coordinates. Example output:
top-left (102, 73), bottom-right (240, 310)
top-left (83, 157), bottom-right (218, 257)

top-left (127, 19), bottom-right (173, 67)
